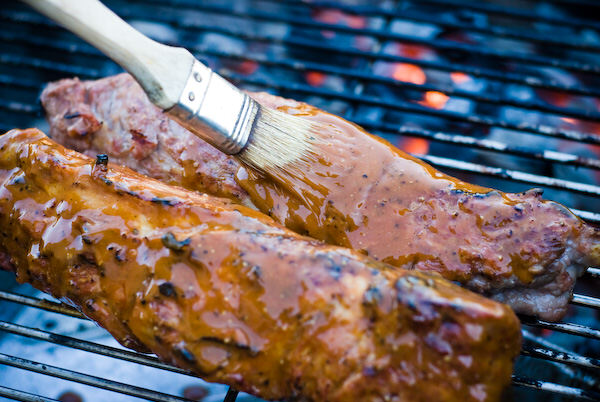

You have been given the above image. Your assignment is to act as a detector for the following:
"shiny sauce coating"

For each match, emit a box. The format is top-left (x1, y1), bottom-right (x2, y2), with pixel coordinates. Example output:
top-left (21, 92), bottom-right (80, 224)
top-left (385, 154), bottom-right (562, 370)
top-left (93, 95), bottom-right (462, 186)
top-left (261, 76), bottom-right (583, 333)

top-left (40, 76), bottom-right (600, 320)
top-left (237, 94), bottom-right (600, 320)
top-left (0, 129), bottom-right (521, 402)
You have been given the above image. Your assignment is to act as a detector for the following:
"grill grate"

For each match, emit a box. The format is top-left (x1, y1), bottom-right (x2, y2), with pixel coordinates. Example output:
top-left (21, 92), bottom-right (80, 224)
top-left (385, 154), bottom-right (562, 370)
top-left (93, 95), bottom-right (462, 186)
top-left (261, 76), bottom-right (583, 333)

top-left (2, 0), bottom-right (600, 401)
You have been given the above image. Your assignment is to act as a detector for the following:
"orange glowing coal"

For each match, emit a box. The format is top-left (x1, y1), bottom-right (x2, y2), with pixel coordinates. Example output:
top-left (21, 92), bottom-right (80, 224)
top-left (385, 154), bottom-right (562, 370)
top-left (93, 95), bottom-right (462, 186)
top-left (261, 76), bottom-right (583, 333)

top-left (313, 9), bottom-right (366, 38)
top-left (419, 91), bottom-right (449, 110)
top-left (392, 63), bottom-right (426, 85)
top-left (450, 72), bottom-right (471, 85)
top-left (561, 117), bottom-right (577, 125)
top-left (236, 60), bottom-right (258, 76)
top-left (399, 138), bottom-right (429, 155)
top-left (306, 71), bottom-right (326, 87)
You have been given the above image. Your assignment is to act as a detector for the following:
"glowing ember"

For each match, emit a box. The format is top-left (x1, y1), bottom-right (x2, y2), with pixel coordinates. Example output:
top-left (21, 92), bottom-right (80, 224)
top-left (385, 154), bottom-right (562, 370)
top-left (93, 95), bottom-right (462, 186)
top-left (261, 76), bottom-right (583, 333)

top-left (539, 91), bottom-right (572, 108)
top-left (392, 63), bottom-right (426, 85)
top-left (236, 60), bottom-right (258, 76)
top-left (313, 9), bottom-right (365, 29)
top-left (450, 72), bottom-right (471, 85)
top-left (306, 71), bottom-right (327, 87)
top-left (313, 9), bottom-right (366, 39)
top-left (399, 138), bottom-right (429, 155)
top-left (419, 91), bottom-right (449, 110)
top-left (561, 117), bottom-right (577, 125)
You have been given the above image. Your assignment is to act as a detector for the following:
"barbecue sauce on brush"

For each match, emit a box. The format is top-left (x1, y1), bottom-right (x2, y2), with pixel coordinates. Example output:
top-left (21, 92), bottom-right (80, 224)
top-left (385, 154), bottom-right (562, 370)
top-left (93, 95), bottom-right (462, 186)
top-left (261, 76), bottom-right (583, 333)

top-left (236, 95), bottom-right (600, 320)
top-left (0, 129), bottom-right (522, 402)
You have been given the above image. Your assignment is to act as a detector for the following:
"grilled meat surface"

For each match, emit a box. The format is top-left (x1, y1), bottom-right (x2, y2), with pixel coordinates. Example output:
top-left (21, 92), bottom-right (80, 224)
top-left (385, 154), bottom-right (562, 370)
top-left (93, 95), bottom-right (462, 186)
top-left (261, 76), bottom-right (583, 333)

top-left (41, 75), bottom-right (600, 321)
top-left (0, 129), bottom-right (521, 402)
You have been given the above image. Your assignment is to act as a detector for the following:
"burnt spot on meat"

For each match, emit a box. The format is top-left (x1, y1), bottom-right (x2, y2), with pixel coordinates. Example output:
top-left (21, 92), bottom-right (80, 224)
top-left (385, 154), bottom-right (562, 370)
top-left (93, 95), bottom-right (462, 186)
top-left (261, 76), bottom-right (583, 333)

top-left (158, 282), bottom-right (177, 297)
top-left (327, 263), bottom-right (342, 280)
top-left (77, 252), bottom-right (97, 266)
top-left (363, 285), bottom-right (382, 305)
top-left (248, 265), bottom-right (262, 279)
top-left (113, 247), bottom-right (126, 262)
top-left (85, 299), bottom-right (97, 312)
top-left (129, 129), bottom-right (153, 146)
top-left (175, 343), bottom-right (197, 363)
top-left (63, 112), bottom-right (81, 119)
top-left (200, 336), bottom-right (259, 356)
top-left (81, 235), bottom-right (92, 245)
top-left (151, 197), bottom-right (176, 206)
top-left (162, 232), bottom-right (191, 252)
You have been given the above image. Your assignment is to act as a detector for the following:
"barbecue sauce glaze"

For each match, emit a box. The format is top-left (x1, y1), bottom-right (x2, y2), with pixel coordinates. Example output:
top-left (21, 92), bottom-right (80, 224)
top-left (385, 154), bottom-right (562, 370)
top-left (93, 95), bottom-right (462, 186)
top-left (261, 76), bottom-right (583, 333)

top-left (0, 129), bottom-right (521, 402)
top-left (41, 75), bottom-right (600, 321)
top-left (237, 93), bottom-right (600, 321)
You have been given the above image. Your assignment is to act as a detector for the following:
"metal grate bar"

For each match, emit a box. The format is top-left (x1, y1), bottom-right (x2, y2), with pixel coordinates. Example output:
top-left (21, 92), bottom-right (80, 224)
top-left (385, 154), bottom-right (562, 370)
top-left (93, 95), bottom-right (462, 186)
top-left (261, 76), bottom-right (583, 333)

top-left (512, 376), bottom-right (600, 401)
top-left (10, 16), bottom-right (600, 146)
top-left (0, 74), bottom-right (41, 91)
top-left (0, 353), bottom-right (193, 402)
top-left (416, 154), bottom-right (600, 197)
top-left (416, 0), bottom-right (600, 31)
top-left (0, 385), bottom-right (58, 402)
top-left (357, 120), bottom-right (600, 170)
top-left (0, 53), bottom-right (101, 79)
top-left (0, 319), bottom-right (239, 402)
top-left (522, 329), bottom-right (600, 390)
top-left (586, 268), bottom-right (600, 279)
top-left (570, 209), bottom-right (600, 224)
top-left (520, 317), bottom-right (600, 340)
top-left (202, 49), bottom-right (600, 123)
top-left (1, 311), bottom-right (598, 399)
top-left (0, 102), bottom-right (38, 116)
top-left (134, 0), bottom-right (600, 75)
top-left (4, 9), bottom-right (600, 101)
top-left (0, 291), bottom-right (85, 319)
top-left (276, 0), bottom-right (600, 52)
top-left (223, 388), bottom-right (239, 402)
top-left (0, 321), bottom-right (195, 377)
top-left (571, 294), bottom-right (600, 309)
top-left (520, 345), bottom-right (600, 370)
top-left (224, 72), bottom-right (600, 145)
top-left (6, 22), bottom-right (600, 134)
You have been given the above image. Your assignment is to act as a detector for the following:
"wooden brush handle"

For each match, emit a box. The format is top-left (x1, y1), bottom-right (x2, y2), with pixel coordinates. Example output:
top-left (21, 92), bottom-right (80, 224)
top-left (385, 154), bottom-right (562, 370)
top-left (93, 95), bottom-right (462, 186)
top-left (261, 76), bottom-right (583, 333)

top-left (21, 0), bottom-right (194, 109)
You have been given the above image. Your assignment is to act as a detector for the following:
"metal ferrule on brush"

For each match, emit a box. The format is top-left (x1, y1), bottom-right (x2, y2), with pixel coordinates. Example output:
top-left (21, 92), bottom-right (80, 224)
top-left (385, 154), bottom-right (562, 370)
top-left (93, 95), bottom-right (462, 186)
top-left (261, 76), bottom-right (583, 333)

top-left (168, 60), bottom-right (259, 154)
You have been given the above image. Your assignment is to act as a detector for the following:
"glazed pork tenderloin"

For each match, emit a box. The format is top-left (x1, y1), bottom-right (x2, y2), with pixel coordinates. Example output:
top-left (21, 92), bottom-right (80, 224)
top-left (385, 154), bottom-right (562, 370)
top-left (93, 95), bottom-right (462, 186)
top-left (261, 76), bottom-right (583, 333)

top-left (0, 129), bottom-right (521, 402)
top-left (41, 74), bottom-right (600, 321)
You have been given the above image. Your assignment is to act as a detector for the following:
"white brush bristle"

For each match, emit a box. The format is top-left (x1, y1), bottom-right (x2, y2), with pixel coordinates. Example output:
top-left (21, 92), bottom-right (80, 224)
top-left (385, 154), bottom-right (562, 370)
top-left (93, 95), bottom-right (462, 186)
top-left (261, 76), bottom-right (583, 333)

top-left (239, 106), bottom-right (322, 176)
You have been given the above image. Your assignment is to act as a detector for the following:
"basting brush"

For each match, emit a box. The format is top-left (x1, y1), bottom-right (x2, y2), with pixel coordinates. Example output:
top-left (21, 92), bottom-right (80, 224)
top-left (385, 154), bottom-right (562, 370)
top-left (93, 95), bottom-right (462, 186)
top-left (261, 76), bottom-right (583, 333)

top-left (22, 0), bottom-right (322, 174)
